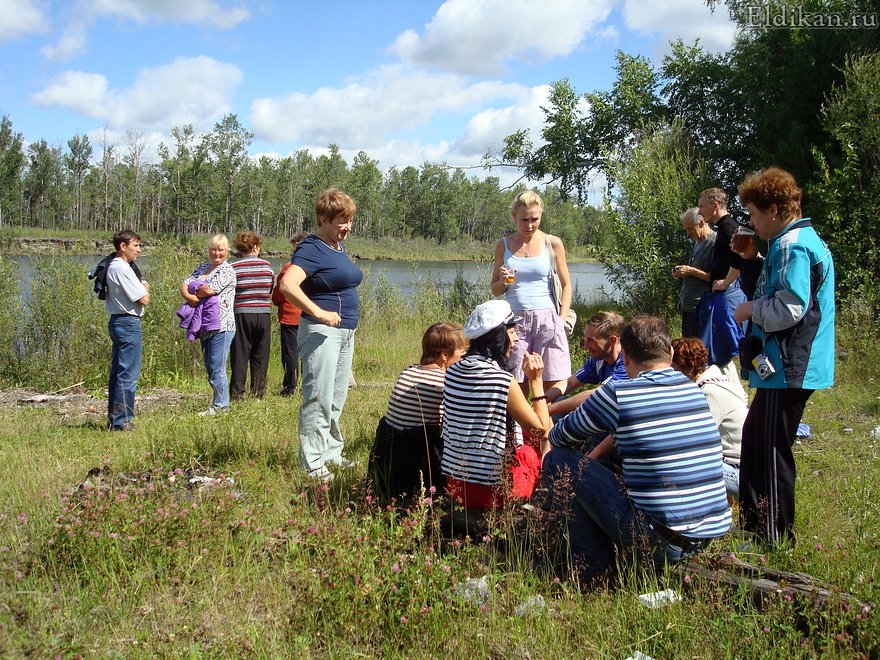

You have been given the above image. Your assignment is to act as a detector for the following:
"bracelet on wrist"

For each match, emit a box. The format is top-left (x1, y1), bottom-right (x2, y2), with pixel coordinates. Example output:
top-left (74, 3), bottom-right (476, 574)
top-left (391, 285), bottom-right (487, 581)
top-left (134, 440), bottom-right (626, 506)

top-left (531, 395), bottom-right (547, 402)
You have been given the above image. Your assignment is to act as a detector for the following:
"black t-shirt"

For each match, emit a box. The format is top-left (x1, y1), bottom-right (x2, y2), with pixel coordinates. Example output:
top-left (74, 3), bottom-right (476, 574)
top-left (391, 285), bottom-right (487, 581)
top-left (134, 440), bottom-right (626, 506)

top-left (709, 214), bottom-right (744, 281)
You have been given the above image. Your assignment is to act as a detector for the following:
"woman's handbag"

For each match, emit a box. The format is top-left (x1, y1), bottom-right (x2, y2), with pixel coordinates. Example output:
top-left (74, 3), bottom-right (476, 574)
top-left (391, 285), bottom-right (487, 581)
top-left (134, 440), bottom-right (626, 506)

top-left (545, 234), bottom-right (577, 336)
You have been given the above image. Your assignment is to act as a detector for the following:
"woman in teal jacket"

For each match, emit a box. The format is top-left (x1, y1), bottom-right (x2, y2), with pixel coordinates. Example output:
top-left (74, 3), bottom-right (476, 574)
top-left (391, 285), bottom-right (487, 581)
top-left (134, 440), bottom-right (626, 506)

top-left (734, 167), bottom-right (835, 547)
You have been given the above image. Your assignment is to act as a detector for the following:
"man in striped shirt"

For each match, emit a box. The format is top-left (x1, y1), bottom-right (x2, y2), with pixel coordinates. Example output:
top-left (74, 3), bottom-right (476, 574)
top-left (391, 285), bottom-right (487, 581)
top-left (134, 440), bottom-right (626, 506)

top-left (545, 315), bottom-right (731, 582)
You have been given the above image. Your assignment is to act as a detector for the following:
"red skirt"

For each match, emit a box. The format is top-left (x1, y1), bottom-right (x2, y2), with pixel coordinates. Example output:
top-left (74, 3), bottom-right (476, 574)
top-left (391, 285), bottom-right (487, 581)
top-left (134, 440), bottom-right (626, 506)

top-left (446, 445), bottom-right (541, 510)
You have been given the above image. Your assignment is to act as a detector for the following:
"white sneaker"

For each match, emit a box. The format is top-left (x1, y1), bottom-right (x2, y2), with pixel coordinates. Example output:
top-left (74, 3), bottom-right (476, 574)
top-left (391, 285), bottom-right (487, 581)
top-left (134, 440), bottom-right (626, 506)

top-left (198, 407), bottom-right (217, 417)
top-left (327, 457), bottom-right (355, 469)
top-left (308, 466), bottom-right (334, 483)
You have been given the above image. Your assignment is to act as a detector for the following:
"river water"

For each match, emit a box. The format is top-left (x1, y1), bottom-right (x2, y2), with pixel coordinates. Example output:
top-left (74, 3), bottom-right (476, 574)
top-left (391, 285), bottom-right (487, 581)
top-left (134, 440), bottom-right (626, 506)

top-left (10, 255), bottom-right (618, 304)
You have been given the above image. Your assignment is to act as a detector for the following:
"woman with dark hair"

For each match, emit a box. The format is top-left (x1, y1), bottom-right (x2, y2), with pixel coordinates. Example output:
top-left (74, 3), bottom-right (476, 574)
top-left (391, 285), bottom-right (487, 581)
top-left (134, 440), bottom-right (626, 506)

top-left (272, 233), bottom-right (308, 396)
top-left (440, 300), bottom-right (552, 509)
top-left (369, 322), bottom-right (468, 501)
top-left (230, 231), bottom-right (275, 399)
top-left (672, 337), bottom-right (747, 498)
top-left (733, 167), bottom-right (835, 546)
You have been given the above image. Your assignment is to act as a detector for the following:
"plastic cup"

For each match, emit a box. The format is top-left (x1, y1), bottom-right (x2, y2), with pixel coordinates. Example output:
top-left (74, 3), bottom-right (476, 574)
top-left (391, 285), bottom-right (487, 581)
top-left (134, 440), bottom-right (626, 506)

top-left (505, 271), bottom-right (516, 284)
top-left (733, 227), bottom-right (755, 252)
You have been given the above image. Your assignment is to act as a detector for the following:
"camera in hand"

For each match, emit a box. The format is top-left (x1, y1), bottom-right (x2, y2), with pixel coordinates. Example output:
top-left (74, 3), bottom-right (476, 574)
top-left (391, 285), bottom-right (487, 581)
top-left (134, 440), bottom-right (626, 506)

top-left (752, 353), bottom-right (776, 380)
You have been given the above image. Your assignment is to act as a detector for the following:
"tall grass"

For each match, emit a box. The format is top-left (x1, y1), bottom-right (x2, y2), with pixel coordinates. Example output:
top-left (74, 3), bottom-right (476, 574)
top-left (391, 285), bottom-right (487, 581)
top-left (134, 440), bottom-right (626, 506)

top-left (0, 253), bottom-right (877, 655)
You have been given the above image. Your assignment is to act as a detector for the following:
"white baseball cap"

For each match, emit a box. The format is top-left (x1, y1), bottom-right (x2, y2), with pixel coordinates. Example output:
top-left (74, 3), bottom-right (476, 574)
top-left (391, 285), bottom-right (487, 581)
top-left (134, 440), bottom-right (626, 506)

top-left (463, 300), bottom-right (522, 339)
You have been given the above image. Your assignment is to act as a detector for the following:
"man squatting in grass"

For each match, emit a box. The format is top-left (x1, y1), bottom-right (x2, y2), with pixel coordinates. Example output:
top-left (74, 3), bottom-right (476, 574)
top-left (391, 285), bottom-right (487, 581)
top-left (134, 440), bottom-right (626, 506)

top-left (105, 230), bottom-right (150, 431)
top-left (543, 311), bottom-right (627, 421)
top-left (543, 315), bottom-right (732, 582)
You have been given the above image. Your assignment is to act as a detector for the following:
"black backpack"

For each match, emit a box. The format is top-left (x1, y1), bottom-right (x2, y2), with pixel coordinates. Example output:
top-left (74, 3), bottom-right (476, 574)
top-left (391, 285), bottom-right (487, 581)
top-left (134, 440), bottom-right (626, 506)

top-left (88, 253), bottom-right (142, 300)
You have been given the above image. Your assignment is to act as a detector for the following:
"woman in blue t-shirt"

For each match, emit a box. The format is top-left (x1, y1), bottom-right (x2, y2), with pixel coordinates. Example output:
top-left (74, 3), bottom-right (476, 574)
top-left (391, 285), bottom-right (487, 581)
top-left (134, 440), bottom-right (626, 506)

top-left (279, 188), bottom-right (364, 482)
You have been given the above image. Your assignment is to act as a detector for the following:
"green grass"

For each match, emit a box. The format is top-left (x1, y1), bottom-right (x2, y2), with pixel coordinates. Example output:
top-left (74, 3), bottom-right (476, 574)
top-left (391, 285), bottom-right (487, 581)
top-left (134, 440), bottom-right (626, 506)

top-left (0, 258), bottom-right (878, 655)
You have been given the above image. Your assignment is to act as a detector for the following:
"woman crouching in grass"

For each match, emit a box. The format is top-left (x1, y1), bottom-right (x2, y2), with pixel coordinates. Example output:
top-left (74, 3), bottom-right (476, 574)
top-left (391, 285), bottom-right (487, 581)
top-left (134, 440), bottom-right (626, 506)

top-left (440, 300), bottom-right (551, 510)
top-left (368, 322), bottom-right (468, 502)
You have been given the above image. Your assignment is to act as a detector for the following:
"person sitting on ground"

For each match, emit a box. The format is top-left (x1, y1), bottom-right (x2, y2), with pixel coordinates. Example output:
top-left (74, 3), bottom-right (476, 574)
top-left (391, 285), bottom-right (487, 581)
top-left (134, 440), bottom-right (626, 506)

top-left (545, 311), bottom-right (627, 419)
top-left (544, 315), bottom-right (731, 584)
top-left (440, 300), bottom-right (551, 510)
top-left (672, 337), bottom-right (747, 499)
top-left (368, 323), bottom-right (468, 502)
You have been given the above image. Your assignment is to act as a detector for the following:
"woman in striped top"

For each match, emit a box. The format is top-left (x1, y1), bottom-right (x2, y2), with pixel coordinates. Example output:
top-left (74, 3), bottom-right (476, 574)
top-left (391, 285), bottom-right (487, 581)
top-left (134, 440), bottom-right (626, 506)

top-left (441, 300), bottom-right (552, 509)
top-left (230, 232), bottom-right (275, 399)
top-left (369, 323), bottom-right (467, 501)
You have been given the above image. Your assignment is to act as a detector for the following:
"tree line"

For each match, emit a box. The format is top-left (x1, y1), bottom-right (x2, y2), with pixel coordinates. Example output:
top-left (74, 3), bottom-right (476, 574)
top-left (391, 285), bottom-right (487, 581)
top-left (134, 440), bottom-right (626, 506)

top-left (492, 0), bottom-right (879, 312)
top-left (2, 0), bottom-right (877, 317)
top-left (0, 113), bottom-right (606, 250)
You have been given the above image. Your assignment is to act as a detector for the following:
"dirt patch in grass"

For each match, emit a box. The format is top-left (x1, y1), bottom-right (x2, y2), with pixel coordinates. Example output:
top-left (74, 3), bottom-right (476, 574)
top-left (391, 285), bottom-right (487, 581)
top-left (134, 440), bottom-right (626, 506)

top-left (0, 387), bottom-right (198, 424)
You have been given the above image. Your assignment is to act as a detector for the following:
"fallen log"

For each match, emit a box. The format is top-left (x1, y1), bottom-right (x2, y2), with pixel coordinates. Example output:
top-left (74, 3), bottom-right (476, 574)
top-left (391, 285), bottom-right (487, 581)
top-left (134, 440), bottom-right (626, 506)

top-left (676, 552), bottom-right (874, 615)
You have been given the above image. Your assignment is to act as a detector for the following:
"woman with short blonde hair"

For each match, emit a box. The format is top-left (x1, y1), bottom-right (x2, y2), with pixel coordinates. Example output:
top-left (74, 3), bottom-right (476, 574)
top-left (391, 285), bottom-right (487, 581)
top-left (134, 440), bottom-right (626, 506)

top-left (180, 234), bottom-right (237, 415)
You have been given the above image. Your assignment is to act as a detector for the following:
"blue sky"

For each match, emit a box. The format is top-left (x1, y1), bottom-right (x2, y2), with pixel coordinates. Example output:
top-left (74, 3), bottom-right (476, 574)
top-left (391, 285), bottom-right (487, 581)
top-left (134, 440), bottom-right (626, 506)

top-left (0, 0), bottom-right (736, 190)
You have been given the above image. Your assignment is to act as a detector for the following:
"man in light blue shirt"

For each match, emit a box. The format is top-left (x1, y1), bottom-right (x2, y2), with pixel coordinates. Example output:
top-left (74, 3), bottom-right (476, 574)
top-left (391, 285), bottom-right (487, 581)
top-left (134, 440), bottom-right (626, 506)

top-left (105, 230), bottom-right (149, 431)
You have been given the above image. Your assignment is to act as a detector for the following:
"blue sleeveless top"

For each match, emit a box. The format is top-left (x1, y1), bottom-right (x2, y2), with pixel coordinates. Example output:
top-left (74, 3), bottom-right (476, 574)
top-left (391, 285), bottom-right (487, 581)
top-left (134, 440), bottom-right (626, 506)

top-left (503, 236), bottom-right (554, 311)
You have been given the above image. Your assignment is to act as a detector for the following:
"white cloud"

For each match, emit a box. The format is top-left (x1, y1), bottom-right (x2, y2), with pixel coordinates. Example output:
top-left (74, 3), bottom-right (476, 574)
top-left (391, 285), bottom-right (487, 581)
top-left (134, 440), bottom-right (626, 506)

top-left (449, 84), bottom-right (552, 159)
top-left (622, 0), bottom-right (736, 54)
top-left (32, 56), bottom-right (243, 132)
top-left (388, 0), bottom-right (615, 75)
top-left (250, 65), bottom-right (523, 149)
top-left (252, 84), bottom-right (567, 192)
top-left (86, 0), bottom-right (250, 29)
top-left (40, 23), bottom-right (87, 60)
top-left (0, 0), bottom-right (47, 41)
top-left (41, 0), bottom-right (250, 61)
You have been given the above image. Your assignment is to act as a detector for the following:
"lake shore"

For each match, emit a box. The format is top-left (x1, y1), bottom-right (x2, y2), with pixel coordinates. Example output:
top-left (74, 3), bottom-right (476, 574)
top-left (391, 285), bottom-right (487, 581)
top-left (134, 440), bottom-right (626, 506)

top-left (0, 232), bottom-right (599, 263)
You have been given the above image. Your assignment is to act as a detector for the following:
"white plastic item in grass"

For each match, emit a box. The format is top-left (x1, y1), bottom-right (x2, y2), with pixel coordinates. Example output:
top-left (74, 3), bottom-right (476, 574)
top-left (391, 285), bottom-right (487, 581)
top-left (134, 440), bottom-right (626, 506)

top-left (637, 588), bottom-right (681, 608)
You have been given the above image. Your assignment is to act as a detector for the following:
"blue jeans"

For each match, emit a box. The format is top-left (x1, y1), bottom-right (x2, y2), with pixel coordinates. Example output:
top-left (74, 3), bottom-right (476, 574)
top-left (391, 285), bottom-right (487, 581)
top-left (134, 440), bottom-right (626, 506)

top-left (543, 447), bottom-right (698, 579)
top-left (297, 318), bottom-right (355, 472)
top-left (721, 461), bottom-right (740, 499)
top-left (724, 279), bottom-right (748, 334)
top-left (108, 315), bottom-right (143, 429)
top-left (201, 330), bottom-right (234, 410)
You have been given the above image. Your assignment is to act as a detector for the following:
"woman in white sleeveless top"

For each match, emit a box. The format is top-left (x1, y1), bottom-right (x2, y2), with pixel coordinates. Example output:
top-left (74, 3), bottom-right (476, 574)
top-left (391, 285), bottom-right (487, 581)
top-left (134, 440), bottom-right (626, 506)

top-left (490, 191), bottom-right (572, 396)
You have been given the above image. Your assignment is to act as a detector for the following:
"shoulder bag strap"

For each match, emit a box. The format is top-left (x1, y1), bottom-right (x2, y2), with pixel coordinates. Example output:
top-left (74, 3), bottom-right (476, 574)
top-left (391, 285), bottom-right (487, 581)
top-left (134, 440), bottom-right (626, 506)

top-left (545, 234), bottom-right (556, 270)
